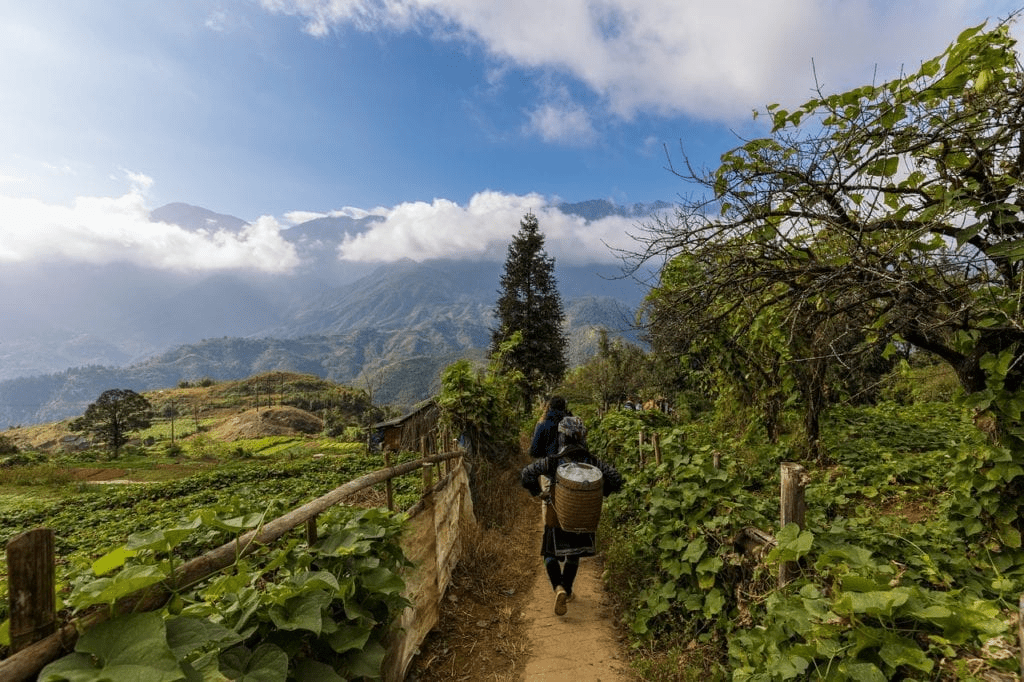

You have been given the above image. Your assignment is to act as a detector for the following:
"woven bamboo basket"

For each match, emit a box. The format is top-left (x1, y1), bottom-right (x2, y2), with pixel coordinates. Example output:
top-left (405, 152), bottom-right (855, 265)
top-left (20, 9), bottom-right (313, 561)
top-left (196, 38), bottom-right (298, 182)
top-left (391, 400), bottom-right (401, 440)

top-left (554, 462), bottom-right (603, 532)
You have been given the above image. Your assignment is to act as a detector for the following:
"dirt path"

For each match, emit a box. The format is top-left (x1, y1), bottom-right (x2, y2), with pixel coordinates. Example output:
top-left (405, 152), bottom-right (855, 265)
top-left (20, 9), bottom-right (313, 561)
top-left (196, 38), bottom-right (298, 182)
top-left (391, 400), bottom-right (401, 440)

top-left (520, 523), bottom-right (631, 681)
top-left (411, 484), bottom-right (633, 681)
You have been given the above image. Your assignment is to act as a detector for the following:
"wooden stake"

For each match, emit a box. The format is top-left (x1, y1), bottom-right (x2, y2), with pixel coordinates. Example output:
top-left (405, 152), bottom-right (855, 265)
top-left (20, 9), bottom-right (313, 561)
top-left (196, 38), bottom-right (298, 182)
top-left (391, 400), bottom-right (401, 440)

top-left (1019, 594), bottom-right (1024, 676)
top-left (305, 517), bottom-right (318, 546)
top-left (385, 451), bottom-right (395, 511)
top-left (779, 462), bottom-right (807, 587)
top-left (7, 529), bottom-right (56, 653)
top-left (422, 462), bottom-right (434, 497)
top-left (653, 432), bottom-right (662, 465)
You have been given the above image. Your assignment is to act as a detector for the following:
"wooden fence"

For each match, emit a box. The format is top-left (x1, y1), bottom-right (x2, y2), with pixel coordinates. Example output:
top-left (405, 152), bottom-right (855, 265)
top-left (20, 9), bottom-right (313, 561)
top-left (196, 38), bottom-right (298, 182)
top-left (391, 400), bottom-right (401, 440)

top-left (0, 450), bottom-right (473, 682)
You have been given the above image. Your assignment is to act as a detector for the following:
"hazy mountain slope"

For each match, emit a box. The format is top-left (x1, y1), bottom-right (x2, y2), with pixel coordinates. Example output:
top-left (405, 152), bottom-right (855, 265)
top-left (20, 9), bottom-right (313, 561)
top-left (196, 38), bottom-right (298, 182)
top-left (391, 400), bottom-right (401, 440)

top-left (0, 293), bottom-right (637, 427)
top-left (0, 200), bottom-right (657, 425)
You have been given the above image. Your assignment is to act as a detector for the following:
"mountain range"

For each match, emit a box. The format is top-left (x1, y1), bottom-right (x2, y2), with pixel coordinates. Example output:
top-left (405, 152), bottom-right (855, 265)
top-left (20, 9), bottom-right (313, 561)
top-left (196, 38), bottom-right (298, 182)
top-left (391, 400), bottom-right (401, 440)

top-left (0, 200), bottom-right (664, 426)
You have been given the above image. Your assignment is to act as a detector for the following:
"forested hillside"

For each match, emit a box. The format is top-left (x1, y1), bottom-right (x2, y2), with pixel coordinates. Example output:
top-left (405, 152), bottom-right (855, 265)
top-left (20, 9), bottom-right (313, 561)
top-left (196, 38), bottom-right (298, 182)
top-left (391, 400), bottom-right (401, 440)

top-left (0, 261), bottom-right (641, 427)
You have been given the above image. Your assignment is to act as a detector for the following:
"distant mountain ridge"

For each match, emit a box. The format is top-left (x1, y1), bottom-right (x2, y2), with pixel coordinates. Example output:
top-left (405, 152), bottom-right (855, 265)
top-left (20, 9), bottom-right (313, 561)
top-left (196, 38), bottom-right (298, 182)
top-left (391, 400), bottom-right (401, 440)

top-left (0, 199), bottom-right (659, 426)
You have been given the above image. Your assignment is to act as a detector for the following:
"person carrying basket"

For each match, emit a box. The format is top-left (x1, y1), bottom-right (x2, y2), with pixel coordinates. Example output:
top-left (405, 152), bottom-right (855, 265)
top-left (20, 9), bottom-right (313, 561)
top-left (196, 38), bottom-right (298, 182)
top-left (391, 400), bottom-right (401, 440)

top-left (520, 415), bottom-right (624, 615)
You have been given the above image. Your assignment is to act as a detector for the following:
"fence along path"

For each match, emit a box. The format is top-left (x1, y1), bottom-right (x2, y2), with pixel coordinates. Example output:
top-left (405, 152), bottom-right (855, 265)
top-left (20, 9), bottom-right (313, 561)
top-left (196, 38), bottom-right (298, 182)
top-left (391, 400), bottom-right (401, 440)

top-left (0, 450), bottom-right (473, 682)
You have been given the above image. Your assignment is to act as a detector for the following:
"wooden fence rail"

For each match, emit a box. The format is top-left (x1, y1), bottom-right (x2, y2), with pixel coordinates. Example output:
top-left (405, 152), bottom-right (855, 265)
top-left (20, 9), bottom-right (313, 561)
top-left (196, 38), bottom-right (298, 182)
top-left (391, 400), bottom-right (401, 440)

top-left (0, 450), bottom-right (470, 682)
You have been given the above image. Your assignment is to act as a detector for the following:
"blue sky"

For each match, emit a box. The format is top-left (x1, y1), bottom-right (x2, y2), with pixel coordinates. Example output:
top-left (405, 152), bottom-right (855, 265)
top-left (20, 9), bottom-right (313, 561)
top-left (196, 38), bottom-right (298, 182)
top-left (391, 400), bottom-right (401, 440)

top-left (0, 1), bottom-right (1020, 269)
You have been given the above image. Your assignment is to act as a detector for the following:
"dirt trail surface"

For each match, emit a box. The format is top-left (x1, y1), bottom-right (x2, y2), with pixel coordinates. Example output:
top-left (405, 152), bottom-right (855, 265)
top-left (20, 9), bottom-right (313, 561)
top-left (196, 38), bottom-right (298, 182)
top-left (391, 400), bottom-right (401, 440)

top-left (410, 485), bottom-right (632, 681)
top-left (520, 523), bottom-right (631, 681)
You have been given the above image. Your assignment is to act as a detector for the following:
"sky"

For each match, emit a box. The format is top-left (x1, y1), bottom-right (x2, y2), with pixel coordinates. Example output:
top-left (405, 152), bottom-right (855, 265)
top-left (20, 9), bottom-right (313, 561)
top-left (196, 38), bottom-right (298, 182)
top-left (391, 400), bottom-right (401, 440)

top-left (0, 1), bottom-right (1020, 271)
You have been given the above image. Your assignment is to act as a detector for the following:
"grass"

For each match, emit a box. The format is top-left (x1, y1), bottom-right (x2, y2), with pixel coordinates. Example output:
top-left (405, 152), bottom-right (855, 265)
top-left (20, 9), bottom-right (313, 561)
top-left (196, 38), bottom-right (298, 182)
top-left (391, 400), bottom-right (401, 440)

top-left (0, 463), bottom-right (77, 487)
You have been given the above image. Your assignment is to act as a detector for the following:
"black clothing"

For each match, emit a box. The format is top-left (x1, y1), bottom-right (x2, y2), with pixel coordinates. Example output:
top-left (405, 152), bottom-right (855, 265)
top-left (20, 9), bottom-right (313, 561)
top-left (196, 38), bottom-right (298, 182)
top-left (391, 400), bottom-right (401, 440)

top-left (529, 409), bottom-right (567, 458)
top-left (521, 444), bottom-right (625, 562)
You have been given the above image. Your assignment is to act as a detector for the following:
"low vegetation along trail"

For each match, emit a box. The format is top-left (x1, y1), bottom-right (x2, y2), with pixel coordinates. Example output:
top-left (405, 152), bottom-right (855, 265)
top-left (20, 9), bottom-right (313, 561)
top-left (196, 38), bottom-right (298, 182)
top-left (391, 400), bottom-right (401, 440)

top-left (411, 475), bottom-right (632, 681)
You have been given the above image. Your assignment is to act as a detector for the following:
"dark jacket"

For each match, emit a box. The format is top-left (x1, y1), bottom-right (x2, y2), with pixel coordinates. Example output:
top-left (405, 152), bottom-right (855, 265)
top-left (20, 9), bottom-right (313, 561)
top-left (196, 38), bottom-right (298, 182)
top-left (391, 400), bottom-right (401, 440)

top-left (521, 444), bottom-right (624, 497)
top-left (529, 409), bottom-right (567, 458)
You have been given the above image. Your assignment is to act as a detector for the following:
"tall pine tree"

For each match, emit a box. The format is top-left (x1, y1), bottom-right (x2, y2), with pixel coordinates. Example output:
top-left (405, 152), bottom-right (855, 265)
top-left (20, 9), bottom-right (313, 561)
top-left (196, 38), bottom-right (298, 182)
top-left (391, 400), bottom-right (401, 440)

top-left (491, 212), bottom-right (568, 410)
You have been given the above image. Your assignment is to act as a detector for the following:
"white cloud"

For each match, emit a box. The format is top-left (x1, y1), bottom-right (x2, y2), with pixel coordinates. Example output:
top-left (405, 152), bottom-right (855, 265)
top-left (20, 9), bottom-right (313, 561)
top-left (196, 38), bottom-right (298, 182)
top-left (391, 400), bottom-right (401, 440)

top-left (260, 0), bottom-right (1019, 121)
top-left (282, 210), bottom-right (328, 226)
top-left (205, 9), bottom-right (229, 32)
top-left (282, 206), bottom-right (382, 226)
top-left (526, 101), bottom-right (597, 145)
top-left (336, 190), bottom-right (643, 264)
top-left (0, 176), bottom-right (299, 272)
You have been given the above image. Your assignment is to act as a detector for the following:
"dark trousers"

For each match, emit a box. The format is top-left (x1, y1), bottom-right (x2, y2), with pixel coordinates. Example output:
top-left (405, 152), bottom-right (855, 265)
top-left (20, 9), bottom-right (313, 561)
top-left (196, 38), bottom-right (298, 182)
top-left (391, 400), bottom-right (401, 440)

top-left (544, 555), bottom-right (580, 594)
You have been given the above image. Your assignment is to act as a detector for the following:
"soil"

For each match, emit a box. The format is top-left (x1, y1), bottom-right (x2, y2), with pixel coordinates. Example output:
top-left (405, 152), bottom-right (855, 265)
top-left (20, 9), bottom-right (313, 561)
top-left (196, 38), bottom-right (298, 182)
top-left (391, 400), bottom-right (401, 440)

top-left (409, 490), bottom-right (633, 681)
top-left (210, 406), bottom-right (324, 440)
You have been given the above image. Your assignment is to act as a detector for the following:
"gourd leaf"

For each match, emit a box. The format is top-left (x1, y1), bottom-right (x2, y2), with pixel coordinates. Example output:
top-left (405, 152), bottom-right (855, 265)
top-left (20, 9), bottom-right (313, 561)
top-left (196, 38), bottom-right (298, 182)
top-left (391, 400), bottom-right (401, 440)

top-left (291, 570), bottom-right (341, 593)
top-left (293, 659), bottom-right (345, 682)
top-left (342, 639), bottom-right (386, 680)
top-left (165, 616), bottom-right (243, 660)
top-left (91, 547), bottom-right (139, 576)
top-left (682, 538), bottom-right (706, 563)
top-left (879, 632), bottom-right (933, 673)
top-left (703, 588), bottom-right (725, 617)
top-left (327, 623), bottom-right (373, 654)
top-left (839, 661), bottom-right (887, 682)
top-left (127, 519), bottom-right (203, 553)
top-left (219, 644), bottom-right (288, 682)
top-left (833, 587), bottom-right (910, 617)
top-left (39, 613), bottom-right (183, 682)
top-left (269, 591), bottom-right (333, 634)
top-left (360, 567), bottom-right (405, 595)
top-left (68, 564), bottom-right (167, 610)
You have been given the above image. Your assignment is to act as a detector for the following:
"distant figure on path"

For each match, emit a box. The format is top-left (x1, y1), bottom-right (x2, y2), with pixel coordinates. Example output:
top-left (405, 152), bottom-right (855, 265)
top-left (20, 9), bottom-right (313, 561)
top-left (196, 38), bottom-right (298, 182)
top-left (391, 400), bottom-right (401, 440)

top-left (529, 395), bottom-right (568, 458)
top-left (521, 416), bottom-right (624, 615)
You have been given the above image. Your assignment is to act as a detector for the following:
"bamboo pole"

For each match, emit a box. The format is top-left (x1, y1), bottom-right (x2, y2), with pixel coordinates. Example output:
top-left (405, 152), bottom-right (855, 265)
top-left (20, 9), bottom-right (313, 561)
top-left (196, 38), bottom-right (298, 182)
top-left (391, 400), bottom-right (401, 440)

top-left (0, 451), bottom-right (463, 682)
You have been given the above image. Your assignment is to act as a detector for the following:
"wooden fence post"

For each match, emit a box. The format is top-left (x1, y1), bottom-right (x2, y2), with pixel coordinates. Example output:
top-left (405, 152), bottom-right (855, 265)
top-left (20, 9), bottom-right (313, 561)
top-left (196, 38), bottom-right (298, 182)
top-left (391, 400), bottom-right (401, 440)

top-left (653, 432), bottom-right (662, 465)
top-left (384, 451), bottom-right (395, 511)
top-left (779, 462), bottom-right (807, 587)
top-left (7, 528), bottom-right (56, 653)
top-left (305, 517), bottom-right (318, 546)
top-left (422, 462), bottom-right (434, 498)
top-left (1019, 594), bottom-right (1024, 676)
top-left (638, 431), bottom-right (645, 467)
top-left (713, 451), bottom-right (721, 469)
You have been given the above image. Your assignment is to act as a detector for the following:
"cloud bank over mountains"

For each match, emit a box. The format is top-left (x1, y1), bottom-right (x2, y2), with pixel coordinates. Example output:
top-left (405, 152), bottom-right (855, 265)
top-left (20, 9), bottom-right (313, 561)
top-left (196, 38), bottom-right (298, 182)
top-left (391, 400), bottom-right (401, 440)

top-left (333, 191), bottom-right (647, 264)
top-left (0, 175), bottom-right (653, 272)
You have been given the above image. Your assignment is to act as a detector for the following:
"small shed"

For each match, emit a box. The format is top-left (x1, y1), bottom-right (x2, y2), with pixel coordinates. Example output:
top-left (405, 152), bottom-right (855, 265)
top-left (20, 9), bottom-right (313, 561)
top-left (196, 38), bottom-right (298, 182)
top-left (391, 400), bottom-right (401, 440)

top-left (372, 400), bottom-right (441, 454)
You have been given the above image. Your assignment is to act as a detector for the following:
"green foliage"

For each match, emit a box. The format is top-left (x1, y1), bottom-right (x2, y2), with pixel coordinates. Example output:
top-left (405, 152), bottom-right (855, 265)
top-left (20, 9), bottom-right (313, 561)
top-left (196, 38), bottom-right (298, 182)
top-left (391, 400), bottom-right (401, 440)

top-left (70, 389), bottom-right (153, 456)
top-left (491, 212), bottom-right (568, 406)
top-left (599, 401), bottom-right (1022, 679)
top-left (0, 462), bottom-right (75, 487)
top-left (0, 435), bottom-right (18, 456)
top-left (437, 356), bottom-right (521, 466)
top-left (563, 330), bottom-right (658, 412)
top-left (37, 504), bottom-right (409, 681)
top-left (638, 18), bottom-right (1024, 469)
top-left (880, 358), bottom-right (962, 405)
top-left (0, 450), bottom-right (424, 626)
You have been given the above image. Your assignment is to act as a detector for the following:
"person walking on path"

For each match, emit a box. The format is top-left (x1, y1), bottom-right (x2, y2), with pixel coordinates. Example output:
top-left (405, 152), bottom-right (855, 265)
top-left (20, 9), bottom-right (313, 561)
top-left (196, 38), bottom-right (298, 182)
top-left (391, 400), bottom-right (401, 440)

top-left (521, 416), bottom-right (624, 615)
top-left (529, 395), bottom-right (569, 459)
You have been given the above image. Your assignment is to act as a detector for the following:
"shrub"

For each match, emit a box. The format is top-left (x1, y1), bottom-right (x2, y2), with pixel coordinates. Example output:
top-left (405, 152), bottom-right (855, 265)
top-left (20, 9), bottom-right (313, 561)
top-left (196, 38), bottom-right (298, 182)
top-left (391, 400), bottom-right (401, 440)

top-left (0, 435), bottom-right (19, 456)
